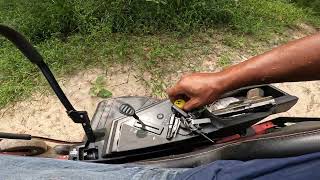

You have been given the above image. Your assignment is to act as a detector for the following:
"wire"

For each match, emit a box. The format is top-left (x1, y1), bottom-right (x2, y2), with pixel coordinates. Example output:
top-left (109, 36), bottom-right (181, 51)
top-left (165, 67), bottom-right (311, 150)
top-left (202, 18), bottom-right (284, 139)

top-left (31, 136), bottom-right (84, 144)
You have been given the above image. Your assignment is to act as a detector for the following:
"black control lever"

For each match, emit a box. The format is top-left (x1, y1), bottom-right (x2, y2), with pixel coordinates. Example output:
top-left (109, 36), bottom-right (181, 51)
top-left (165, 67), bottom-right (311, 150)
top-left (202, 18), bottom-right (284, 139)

top-left (119, 104), bottom-right (145, 125)
top-left (0, 25), bottom-right (96, 143)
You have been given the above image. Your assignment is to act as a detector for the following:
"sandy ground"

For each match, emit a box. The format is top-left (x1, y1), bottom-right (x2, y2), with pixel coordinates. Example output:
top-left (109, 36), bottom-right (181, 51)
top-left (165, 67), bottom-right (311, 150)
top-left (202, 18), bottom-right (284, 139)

top-left (274, 81), bottom-right (320, 117)
top-left (0, 24), bottom-right (319, 145)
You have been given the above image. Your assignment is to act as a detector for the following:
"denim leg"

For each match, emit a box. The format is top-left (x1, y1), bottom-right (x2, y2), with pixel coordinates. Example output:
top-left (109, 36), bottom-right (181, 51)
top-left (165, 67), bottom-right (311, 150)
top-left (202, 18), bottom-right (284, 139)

top-left (0, 155), bottom-right (188, 180)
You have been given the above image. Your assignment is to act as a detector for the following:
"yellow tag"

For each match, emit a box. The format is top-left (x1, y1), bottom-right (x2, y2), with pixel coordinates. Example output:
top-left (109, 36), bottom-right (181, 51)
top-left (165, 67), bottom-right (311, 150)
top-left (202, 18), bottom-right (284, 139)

top-left (174, 99), bottom-right (186, 109)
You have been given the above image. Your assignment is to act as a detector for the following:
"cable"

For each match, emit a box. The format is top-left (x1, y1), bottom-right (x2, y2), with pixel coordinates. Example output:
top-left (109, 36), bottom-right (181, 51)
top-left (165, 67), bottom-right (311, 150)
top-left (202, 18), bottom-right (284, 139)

top-left (31, 136), bottom-right (84, 144)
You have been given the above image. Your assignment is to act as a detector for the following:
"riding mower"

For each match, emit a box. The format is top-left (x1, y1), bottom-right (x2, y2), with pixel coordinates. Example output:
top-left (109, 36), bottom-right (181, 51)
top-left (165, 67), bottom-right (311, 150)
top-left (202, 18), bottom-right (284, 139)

top-left (1, 24), bottom-right (320, 168)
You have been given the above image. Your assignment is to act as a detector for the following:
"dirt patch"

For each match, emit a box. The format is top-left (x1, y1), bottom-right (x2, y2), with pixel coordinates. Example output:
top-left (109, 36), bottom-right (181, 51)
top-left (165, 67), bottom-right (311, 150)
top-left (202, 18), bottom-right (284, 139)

top-left (0, 66), bottom-right (150, 142)
top-left (274, 81), bottom-right (320, 117)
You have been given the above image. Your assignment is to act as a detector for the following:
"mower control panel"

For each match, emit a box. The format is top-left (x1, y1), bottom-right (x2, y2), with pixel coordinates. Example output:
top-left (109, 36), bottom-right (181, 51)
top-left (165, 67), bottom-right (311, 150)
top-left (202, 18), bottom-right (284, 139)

top-left (70, 85), bottom-right (298, 163)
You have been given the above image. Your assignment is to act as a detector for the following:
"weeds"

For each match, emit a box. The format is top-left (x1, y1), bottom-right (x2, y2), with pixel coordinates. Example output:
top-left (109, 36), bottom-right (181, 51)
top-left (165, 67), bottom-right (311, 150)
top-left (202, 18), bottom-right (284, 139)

top-left (1, 0), bottom-right (317, 42)
top-left (223, 33), bottom-right (247, 49)
top-left (291, 0), bottom-right (320, 15)
top-left (90, 76), bottom-right (112, 98)
top-left (217, 54), bottom-right (232, 68)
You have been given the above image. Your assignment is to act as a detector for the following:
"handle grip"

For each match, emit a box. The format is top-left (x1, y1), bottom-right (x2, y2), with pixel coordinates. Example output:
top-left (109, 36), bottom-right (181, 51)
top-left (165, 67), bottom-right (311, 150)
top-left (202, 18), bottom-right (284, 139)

top-left (0, 24), bottom-right (44, 65)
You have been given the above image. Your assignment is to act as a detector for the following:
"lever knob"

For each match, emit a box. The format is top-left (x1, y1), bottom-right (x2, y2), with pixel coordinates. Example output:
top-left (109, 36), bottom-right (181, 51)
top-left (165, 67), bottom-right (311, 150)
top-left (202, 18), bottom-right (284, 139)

top-left (119, 103), bottom-right (136, 116)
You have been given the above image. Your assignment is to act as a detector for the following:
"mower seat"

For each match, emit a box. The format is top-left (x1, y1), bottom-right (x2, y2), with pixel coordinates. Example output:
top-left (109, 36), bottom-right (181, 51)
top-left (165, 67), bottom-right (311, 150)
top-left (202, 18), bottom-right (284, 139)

top-left (134, 118), bottom-right (320, 168)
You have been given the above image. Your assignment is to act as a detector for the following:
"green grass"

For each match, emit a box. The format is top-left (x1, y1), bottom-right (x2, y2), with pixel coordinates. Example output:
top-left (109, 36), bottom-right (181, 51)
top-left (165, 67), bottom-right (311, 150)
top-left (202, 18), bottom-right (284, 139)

top-left (1, 0), bottom-right (318, 41)
top-left (0, 0), bottom-right (319, 107)
top-left (217, 53), bottom-right (232, 68)
top-left (291, 0), bottom-right (320, 15)
top-left (223, 33), bottom-right (247, 49)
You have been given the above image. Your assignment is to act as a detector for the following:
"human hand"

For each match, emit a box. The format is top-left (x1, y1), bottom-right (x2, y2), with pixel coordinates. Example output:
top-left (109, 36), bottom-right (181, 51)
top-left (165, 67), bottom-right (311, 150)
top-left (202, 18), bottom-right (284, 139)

top-left (166, 72), bottom-right (228, 111)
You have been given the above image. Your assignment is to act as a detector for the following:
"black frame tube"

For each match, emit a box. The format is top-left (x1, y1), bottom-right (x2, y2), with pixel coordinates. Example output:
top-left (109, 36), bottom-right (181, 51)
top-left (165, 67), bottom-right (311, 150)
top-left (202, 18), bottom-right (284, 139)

top-left (0, 132), bottom-right (31, 140)
top-left (38, 62), bottom-right (75, 111)
top-left (0, 24), bottom-right (75, 111)
top-left (0, 24), bottom-right (95, 142)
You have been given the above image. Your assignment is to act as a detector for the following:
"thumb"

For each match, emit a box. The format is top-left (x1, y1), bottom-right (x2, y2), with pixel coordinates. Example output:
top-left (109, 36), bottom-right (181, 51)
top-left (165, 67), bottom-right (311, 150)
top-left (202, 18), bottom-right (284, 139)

top-left (183, 98), bottom-right (201, 111)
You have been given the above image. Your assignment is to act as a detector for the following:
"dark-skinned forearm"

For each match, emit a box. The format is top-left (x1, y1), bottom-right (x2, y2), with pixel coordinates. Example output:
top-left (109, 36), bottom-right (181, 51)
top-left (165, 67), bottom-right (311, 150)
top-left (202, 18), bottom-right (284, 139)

top-left (219, 33), bottom-right (320, 92)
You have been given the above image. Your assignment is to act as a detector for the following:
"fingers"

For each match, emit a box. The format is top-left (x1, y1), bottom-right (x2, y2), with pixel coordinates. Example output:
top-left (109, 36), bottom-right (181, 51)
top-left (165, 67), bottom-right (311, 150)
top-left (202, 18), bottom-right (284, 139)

top-left (183, 98), bottom-right (201, 111)
top-left (166, 85), bottom-right (184, 102)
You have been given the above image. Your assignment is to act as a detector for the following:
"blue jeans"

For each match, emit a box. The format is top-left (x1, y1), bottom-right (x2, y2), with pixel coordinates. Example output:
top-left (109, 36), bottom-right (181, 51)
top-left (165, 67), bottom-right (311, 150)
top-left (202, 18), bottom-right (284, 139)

top-left (0, 155), bottom-right (188, 180)
top-left (3, 152), bottom-right (320, 180)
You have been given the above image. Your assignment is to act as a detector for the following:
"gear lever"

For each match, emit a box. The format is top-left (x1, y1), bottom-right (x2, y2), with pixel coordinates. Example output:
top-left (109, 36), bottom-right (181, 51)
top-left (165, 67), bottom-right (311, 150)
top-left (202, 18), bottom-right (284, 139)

top-left (119, 104), bottom-right (145, 125)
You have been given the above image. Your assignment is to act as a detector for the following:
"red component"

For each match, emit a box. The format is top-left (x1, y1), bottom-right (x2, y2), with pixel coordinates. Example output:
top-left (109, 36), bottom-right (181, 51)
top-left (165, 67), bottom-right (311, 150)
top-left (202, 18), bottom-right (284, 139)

top-left (57, 155), bottom-right (69, 160)
top-left (216, 121), bottom-right (275, 144)
top-left (251, 121), bottom-right (275, 135)
top-left (217, 134), bottom-right (241, 143)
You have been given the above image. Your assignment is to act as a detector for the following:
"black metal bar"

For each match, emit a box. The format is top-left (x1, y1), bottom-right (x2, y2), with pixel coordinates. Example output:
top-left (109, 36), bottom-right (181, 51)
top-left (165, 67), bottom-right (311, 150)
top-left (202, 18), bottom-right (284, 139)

top-left (0, 132), bottom-right (31, 140)
top-left (0, 24), bottom-right (96, 143)
top-left (0, 25), bottom-right (75, 111)
top-left (0, 25), bottom-right (43, 64)
top-left (38, 62), bottom-right (75, 111)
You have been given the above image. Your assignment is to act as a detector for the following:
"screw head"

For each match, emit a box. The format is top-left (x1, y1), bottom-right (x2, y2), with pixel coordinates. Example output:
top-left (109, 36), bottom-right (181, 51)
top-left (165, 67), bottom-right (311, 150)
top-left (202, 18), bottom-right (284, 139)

top-left (157, 113), bottom-right (164, 119)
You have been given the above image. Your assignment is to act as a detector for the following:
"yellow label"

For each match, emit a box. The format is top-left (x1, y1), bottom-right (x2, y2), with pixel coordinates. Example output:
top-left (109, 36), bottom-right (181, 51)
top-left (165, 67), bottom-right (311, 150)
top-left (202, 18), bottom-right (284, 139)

top-left (174, 99), bottom-right (186, 109)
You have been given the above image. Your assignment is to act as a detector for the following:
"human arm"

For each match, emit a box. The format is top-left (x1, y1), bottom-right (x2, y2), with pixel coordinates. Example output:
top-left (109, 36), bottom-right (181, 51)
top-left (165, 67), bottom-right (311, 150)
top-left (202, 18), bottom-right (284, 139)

top-left (167, 33), bottom-right (320, 111)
